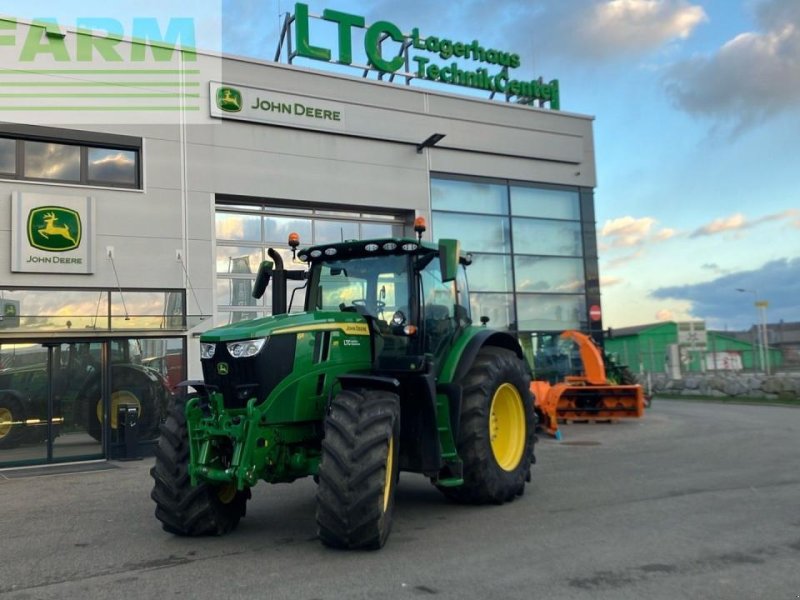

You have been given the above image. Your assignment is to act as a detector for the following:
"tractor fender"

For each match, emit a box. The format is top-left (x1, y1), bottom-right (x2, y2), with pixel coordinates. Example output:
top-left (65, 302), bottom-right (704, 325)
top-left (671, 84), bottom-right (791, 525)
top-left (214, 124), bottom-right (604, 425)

top-left (440, 327), bottom-right (526, 386)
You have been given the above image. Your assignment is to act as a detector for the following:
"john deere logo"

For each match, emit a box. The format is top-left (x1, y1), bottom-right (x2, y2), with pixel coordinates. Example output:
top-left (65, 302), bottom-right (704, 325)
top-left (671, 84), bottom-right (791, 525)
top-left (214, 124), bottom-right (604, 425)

top-left (216, 87), bottom-right (242, 112)
top-left (27, 206), bottom-right (81, 252)
top-left (216, 362), bottom-right (229, 375)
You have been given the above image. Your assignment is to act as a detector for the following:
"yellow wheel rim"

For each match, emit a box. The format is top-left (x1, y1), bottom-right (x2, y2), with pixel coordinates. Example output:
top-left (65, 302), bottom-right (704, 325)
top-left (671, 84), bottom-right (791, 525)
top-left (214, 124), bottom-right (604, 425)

top-left (0, 407), bottom-right (12, 438)
top-left (217, 483), bottom-right (237, 504)
top-left (382, 435), bottom-right (395, 512)
top-left (97, 391), bottom-right (142, 429)
top-left (489, 383), bottom-right (526, 472)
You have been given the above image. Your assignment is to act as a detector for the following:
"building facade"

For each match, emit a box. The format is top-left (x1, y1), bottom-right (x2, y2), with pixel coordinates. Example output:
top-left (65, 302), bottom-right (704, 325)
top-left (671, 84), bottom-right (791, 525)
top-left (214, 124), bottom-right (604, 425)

top-left (0, 19), bottom-right (598, 467)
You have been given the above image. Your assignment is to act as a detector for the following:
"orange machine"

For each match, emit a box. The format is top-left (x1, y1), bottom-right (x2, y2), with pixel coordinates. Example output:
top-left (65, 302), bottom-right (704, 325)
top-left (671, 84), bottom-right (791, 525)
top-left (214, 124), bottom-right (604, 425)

top-left (532, 330), bottom-right (645, 439)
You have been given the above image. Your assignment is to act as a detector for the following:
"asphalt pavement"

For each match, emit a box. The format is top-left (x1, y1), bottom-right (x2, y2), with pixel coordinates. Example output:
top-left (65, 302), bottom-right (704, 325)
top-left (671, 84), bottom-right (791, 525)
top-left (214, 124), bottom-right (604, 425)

top-left (1, 399), bottom-right (799, 600)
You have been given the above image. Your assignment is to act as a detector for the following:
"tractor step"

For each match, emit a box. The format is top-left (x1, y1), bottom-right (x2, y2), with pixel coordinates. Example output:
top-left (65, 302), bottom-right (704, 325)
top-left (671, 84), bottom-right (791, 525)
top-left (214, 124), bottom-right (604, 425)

top-left (434, 459), bottom-right (463, 487)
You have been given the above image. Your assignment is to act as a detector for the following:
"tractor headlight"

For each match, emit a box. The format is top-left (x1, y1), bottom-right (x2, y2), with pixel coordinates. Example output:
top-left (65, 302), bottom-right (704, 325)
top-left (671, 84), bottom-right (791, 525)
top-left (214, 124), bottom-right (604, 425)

top-left (200, 343), bottom-right (216, 359)
top-left (227, 338), bottom-right (267, 358)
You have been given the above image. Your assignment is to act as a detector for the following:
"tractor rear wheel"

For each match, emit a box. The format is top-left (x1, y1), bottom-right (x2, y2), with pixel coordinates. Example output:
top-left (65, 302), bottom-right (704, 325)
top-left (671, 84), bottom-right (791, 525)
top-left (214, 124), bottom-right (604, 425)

top-left (439, 346), bottom-right (535, 504)
top-left (316, 387), bottom-right (400, 550)
top-left (0, 392), bottom-right (26, 450)
top-left (150, 396), bottom-right (249, 536)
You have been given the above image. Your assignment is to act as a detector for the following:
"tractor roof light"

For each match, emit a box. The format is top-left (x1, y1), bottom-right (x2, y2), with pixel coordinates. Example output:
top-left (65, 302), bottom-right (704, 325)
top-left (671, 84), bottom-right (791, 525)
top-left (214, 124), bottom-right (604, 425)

top-left (382, 242), bottom-right (397, 251)
top-left (310, 249), bottom-right (322, 258)
top-left (288, 232), bottom-right (300, 259)
top-left (324, 247), bottom-right (337, 256)
top-left (401, 243), bottom-right (418, 252)
top-left (365, 243), bottom-right (379, 252)
top-left (414, 216), bottom-right (427, 242)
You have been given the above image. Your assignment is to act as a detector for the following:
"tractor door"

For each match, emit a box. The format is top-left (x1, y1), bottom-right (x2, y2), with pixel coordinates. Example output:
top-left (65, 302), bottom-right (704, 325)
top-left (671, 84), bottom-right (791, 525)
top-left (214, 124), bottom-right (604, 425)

top-left (416, 255), bottom-right (459, 368)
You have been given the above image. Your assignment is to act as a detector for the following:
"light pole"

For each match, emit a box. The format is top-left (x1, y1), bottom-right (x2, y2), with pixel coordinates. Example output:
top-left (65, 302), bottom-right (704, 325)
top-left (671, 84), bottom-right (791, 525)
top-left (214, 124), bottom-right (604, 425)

top-left (736, 288), bottom-right (769, 374)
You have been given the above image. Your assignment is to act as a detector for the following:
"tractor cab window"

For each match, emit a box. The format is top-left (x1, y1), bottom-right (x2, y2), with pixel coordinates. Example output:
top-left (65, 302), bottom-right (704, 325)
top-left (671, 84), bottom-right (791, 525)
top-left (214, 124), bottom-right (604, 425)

top-left (417, 255), bottom-right (457, 359)
top-left (312, 254), bottom-right (409, 323)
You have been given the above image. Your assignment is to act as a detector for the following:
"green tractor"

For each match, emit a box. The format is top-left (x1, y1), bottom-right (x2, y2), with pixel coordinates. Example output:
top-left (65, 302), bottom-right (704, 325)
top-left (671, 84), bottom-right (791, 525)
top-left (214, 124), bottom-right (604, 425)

top-left (150, 227), bottom-right (536, 549)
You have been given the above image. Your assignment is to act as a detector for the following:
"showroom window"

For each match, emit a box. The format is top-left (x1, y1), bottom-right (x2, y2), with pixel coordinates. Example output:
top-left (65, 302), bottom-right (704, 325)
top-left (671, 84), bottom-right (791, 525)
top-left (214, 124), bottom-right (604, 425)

top-left (215, 201), bottom-right (408, 325)
top-left (431, 175), bottom-right (589, 334)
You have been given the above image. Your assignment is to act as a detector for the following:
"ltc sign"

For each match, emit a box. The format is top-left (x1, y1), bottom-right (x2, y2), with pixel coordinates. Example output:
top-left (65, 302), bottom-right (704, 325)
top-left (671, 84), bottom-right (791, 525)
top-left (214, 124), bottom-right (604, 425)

top-left (289, 3), bottom-right (560, 109)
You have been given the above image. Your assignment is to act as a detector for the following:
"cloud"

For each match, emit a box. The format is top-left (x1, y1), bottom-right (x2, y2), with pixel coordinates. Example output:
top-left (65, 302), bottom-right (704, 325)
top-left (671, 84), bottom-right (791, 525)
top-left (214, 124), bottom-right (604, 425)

top-left (664, 0), bottom-right (800, 130)
top-left (601, 275), bottom-right (624, 287)
top-left (650, 257), bottom-right (800, 328)
top-left (690, 209), bottom-right (799, 238)
top-left (601, 215), bottom-right (677, 248)
top-left (364, 0), bottom-right (706, 67)
top-left (655, 308), bottom-right (673, 321)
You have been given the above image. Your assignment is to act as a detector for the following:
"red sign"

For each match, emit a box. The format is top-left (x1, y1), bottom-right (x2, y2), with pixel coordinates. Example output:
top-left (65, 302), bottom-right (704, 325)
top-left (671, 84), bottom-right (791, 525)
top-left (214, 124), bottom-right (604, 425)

top-left (589, 305), bottom-right (602, 321)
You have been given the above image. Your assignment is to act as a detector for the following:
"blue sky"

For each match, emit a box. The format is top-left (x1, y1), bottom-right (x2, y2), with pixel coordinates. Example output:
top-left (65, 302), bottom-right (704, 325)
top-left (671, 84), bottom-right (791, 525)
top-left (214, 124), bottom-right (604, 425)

top-left (5, 0), bottom-right (799, 331)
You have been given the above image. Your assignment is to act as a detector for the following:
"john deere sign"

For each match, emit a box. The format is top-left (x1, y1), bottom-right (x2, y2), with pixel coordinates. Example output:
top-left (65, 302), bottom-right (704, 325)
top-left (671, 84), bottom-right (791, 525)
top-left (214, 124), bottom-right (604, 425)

top-left (289, 3), bottom-right (559, 109)
top-left (210, 81), bottom-right (346, 132)
top-left (11, 192), bottom-right (95, 274)
top-left (27, 207), bottom-right (82, 252)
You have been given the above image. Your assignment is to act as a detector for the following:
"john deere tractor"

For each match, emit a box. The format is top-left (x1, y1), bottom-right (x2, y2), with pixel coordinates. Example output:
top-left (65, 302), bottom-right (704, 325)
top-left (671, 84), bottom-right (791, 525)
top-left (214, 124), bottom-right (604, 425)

top-left (150, 226), bottom-right (536, 549)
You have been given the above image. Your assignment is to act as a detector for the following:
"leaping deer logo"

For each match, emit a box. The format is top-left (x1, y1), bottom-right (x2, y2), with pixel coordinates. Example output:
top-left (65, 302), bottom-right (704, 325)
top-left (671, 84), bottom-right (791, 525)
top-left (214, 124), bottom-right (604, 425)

top-left (27, 206), bottom-right (82, 252)
top-left (38, 212), bottom-right (76, 245)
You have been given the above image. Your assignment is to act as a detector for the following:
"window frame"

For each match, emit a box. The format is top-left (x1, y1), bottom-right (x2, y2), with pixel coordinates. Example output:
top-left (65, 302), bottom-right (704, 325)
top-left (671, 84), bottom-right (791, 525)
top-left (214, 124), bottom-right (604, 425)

top-left (0, 124), bottom-right (142, 190)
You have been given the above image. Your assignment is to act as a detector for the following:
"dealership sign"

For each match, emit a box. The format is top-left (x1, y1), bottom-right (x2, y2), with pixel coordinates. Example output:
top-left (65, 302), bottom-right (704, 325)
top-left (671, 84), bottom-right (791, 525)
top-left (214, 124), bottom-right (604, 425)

top-left (209, 81), bottom-right (346, 132)
top-left (11, 192), bottom-right (96, 273)
top-left (288, 3), bottom-right (560, 109)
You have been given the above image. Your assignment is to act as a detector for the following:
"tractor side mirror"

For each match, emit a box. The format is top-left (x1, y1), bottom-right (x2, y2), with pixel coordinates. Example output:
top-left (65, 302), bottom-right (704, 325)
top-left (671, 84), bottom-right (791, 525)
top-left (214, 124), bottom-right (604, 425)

top-left (438, 238), bottom-right (460, 283)
top-left (252, 260), bottom-right (274, 299)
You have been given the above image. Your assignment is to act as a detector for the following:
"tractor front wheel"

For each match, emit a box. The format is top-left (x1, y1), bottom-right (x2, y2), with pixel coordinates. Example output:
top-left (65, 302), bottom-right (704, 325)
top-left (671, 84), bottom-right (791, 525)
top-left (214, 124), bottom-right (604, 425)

top-left (150, 396), bottom-right (249, 536)
top-left (438, 346), bottom-right (535, 504)
top-left (316, 387), bottom-right (400, 550)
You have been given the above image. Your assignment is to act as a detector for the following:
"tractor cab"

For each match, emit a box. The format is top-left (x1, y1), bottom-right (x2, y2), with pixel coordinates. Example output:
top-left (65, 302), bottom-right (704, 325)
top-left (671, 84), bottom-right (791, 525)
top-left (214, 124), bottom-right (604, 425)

top-left (298, 236), bottom-right (472, 373)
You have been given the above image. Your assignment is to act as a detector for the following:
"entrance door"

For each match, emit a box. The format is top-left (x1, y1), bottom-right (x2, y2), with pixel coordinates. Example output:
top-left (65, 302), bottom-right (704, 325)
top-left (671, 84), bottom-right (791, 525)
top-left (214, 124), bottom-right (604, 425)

top-left (0, 341), bottom-right (104, 466)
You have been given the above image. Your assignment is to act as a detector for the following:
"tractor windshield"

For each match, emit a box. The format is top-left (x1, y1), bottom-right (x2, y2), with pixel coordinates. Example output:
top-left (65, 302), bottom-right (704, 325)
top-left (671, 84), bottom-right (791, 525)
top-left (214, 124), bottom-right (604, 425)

top-left (309, 254), bottom-right (412, 326)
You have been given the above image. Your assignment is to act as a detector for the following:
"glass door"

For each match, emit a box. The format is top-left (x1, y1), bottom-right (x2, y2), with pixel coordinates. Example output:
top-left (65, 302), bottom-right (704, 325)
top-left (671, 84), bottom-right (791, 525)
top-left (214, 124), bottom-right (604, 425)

top-left (0, 341), bottom-right (104, 467)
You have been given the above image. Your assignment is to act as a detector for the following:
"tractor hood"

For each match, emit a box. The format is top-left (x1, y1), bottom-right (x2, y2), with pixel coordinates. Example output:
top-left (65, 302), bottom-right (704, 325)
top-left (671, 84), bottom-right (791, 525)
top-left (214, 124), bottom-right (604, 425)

top-left (199, 311), bottom-right (370, 343)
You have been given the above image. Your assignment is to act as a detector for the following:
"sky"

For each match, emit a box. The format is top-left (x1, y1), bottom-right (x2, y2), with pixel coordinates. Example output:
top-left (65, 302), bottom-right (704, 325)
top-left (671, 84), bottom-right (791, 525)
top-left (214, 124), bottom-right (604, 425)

top-left (4, 0), bottom-right (799, 331)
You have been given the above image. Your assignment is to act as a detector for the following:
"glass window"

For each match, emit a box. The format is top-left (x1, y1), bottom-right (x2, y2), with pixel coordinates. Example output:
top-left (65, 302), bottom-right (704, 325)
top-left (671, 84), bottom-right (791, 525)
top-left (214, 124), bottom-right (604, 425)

top-left (216, 246), bottom-right (263, 275)
top-left (314, 219), bottom-right (359, 244)
top-left (266, 215), bottom-right (312, 244)
top-left (216, 212), bottom-right (261, 241)
top-left (516, 294), bottom-right (586, 331)
top-left (432, 178), bottom-right (508, 214)
top-left (23, 141), bottom-right (80, 181)
top-left (511, 186), bottom-right (580, 220)
top-left (514, 256), bottom-right (585, 293)
top-left (110, 291), bottom-right (185, 329)
top-left (433, 211), bottom-right (511, 253)
top-left (469, 293), bottom-right (514, 330)
top-left (466, 254), bottom-right (513, 292)
top-left (512, 218), bottom-right (583, 257)
top-left (361, 222), bottom-right (396, 239)
top-left (87, 147), bottom-right (137, 186)
top-left (0, 137), bottom-right (15, 174)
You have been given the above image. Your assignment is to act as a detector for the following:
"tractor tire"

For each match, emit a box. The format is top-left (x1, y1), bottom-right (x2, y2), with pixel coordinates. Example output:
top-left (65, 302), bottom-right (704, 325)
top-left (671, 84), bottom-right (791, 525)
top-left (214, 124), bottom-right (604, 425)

top-left (0, 392), bottom-right (27, 450)
top-left (316, 387), bottom-right (400, 550)
top-left (438, 346), bottom-right (535, 504)
top-left (85, 365), bottom-right (168, 442)
top-left (150, 396), bottom-right (249, 536)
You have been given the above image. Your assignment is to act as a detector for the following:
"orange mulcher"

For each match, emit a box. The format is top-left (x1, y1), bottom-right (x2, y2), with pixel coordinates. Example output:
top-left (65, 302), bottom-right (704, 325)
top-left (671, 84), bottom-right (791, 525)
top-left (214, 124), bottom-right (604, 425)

top-left (531, 330), bottom-right (645, 439)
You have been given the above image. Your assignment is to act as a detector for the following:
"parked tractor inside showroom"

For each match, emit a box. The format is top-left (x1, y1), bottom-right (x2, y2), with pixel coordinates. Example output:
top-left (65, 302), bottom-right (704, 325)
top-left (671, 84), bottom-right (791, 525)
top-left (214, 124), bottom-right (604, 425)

top-left (150, 221), bottom-right (536, 549)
